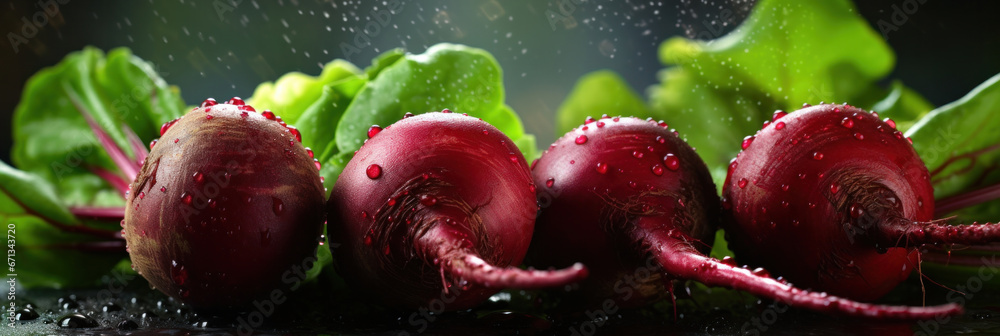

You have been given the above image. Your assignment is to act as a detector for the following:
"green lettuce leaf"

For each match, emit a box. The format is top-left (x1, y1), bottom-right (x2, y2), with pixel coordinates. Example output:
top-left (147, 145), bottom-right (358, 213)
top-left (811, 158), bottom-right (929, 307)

top-left (247, 60), bottom-right (364, 126)
top-left (556, 70), bottom-right (652, 136)
top-left (11, 46), bottom-right (185, 207)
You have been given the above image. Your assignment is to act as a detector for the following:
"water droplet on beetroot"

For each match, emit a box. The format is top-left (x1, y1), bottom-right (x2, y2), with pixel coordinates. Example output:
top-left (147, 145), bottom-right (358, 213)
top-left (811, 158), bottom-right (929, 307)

top-left (387, 197), bottom-right (397, 206)
top-left (272, 197), bottom-right (284, 215)
top-left (508, 153), bottom-right (519, 163)
top-left (138, 192), bottom-right (145, 200)
top-left (884, 118), bottom-right (896, 129)
top-left (781, 184), bottom-right (789, 191)
top-left (181, 192), bottom-right (192, 205)
top-left (313, 159), bottom-right (322, 171)
top-left (205, 115), bottom-right (214, 120)
top-left (193, 172), bottom-right (204, 184)
top-left (160, 118), bottom-right (180, 136)
top-left (741, 136), bottom-right (755, 150)
top-left (262, 110), bottom-right (276, 120)
top-left (367, 125), bottom-right (382, 138)
top-left (200, 98), bottom-right (217, 107)
top-left (575, 135), bottom-right (588, 145)
top-left (364, 235), bottom-right (373, 246)
top-left (738, 178), bottom-right (748, 189)
top-left (366, 164), bottom-right (382, 179)
top-left (173, 138), bottom-right (179, 143)
top-left (595, 162), bottom-right (609, 174)
top-left (841, 117), bottom-right (854, 128)
top-left (544, 178), bottom-right (555, 188)
top-left (813, 152), bottom-right (824, 160)
top-left (849, 203), bottom-right (864, 218)
top-left (288, 127), bottom-right (302, 142)
top-left (420, 195), bottom-right (438, 206)
top-left (664, 154), bottom-right (680, 171)
top-left (227, 97), bottom-right (245, 105)
top-left (854, 132), bottom-right (865, 140)
top-left (631, 151), bottom-right (644, 159)
top-left (830, 183), bottom-right (840, 194)
top-left (774, 122), bottom-right (786, 130)
top-left (651, 164), bottom-right (665, 176)
top-left (772, 110), bottom-right (787, 121)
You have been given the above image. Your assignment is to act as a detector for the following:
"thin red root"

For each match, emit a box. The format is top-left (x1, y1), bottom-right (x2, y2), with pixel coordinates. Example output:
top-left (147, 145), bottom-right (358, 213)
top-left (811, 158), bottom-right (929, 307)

top-left (70, 206), bottom-right (126, 220)
top-left (935, 182), bottom-right (1000, 217)
top-left (441, 251), bottom-right (588, 289)
top-left (882, 220), bottom-right (1000, 247)
top-left (639, 229), bottom-right (962, 319)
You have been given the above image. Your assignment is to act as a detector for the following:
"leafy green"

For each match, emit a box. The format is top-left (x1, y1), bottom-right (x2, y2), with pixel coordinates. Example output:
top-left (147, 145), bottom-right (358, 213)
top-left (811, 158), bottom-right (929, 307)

top-left (556, 70), bottom-right (651, 136)
top-left (247, 60), bottom-right (364, 126)
top-left (12, 47), bottom-right (185, 207)
top-left (643, 0), bottom-right (927, 188)
top-left (335, 44), bottom-right (536, 162)
top-left (907, 74), bottom-right (1000, 220)
top-left (0, 161), bottom-right (123, 288)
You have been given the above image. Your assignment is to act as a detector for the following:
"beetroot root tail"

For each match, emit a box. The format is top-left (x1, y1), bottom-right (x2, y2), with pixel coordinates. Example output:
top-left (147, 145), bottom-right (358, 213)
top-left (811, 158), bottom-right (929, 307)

top-left (440, 250), bottom-right (588, 289)
top-left (639, 229), bottom-right (962, 320)
top-left (882, 220), bottom-right (1000, 247)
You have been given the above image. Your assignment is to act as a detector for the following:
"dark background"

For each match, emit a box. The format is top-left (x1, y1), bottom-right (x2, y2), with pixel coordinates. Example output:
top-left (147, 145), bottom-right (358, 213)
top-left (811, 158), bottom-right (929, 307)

top-left (2, 0), bottom-right (999, 164)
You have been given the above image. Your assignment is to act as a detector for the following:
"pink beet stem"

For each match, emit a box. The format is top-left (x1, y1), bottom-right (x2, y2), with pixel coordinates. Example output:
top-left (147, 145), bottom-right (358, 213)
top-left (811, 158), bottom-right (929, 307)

top-left (89, 167), bottom-right (131, 196)
top-left (70, 206), bottom-right (126, 220)
top-left (418, 224), bottom-right (588, 291)
top-left (935, 182), bottom-right (1000, 217)
top-left (123, 124), bottom-right (149, 168)
top-left (637, 228), bottom-right (963, 319)
top-left (66, 88), bottom-right (141, 181)
top-left (881, 220), bottom-right (1000, 247)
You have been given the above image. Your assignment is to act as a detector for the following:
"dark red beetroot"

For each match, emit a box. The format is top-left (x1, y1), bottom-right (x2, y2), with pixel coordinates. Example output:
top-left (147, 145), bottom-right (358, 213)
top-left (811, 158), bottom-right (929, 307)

top-left (529, 116), bottom-right (961, 318)
top-left (124, 98), bottom-right (325, 310)
top-left (328, 111), bottom-right (588, 310)
top-left (723, 104), bottom-right (1000, 303)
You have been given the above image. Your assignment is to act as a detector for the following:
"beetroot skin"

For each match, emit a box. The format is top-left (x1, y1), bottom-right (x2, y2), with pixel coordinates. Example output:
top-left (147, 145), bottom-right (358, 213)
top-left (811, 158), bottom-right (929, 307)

top-left (529, 116), bottom-right (960, 319)
top-left (327, 111), bottom-right (587, 310)
top-left (124, 98), bottom-right (326, 310)
top-left (723, 103), bottom-right (1000, 302)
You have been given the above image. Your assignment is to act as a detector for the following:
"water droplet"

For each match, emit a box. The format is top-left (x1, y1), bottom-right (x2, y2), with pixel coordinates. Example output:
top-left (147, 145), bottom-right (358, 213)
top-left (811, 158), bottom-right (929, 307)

top-left (813, 152), bottom-right (824, 160)
top-left (200, 98), bottom-right (217, 107)
top-left (664, 154), bottom-right (680, 171)
top-left (849, 203), bottom-right (864, 218)
top-left (595, 162), bottom-right (609, 174)
top-left (205, 115), bottom-right (214, 120)
top-left (829, 183), bottom-right (840, 194)
top-left (364, 235), bottom-right (373, 246)
top-left (728, 159), bottom-right (738, 175)
top-left (651, 164), bottom-right (664, 176)
top-left (366, 164), bottom-right (382, 179)
top-left (272, 197), bottom-right (284, 215)
top-left (508, 153), bottom-right (519, 163)
top-left (227, 97), bottom-right (245, 105)
top-left (596, 121), bottom-right (605, 127)
top-left (545, 178), bottom-right (555, 188)
top-left (149, 139), bottom-right (158, 150)
top-left (575, 135), bottom-right (588, 145)
top-left (138, 192), bottom-right (145, 199)
top-left (774, 122), bottom-right (785, 130)
top-left (883, 118), bottom-right (896, 129)
top-left (193, 172), bottom-right (204, 184)
top-left (367, 125), bottom-right (382, 138)
top-left (181, 192), bottom-right (192, 205)
top-left (160, 118), bottom-right (180, 136)
top-left (632, 151), bottom-right (644, 159)
top-left (738, 178), bottom-right (748, 189)
top-left (262, 110), bottom-right (276, 120)
top-left (314, 159), bottom-right (322, 171)
top-left (288, 127), bottom-right (302, 142)
top-left (441, 108), bottom-right (452, 113)
top-left (772, 110), bottom-right (787, 121)
top-left (173, 138), bottom-right (179, 143)
top-left (420, 195), bottom-right (438, 206)
top-left (741, 136), bottom-right (755, 150)
top-left (528, 183), bottom-right (536, 193)
top-left (781, 184), bottom-right (789, 191)
top-left (854, 132), bottom-right (865, 140)
top-left (403, 112), bottom-right (415, 118)
top-left (841, 117), bottom-right (854, 128)
top-left (240, 105), bottom-right (256, 112)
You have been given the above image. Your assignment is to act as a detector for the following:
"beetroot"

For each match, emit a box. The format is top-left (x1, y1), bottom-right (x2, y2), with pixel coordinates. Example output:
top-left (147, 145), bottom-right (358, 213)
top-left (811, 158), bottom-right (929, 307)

top-left (723, 103), bottom-right (1000, 302)
top-left (124, 98), bottom-right (326, 310)
top-left (327, 111), bottom-right (588, 310)
top-left (529, 116), bottom-right (961, 319)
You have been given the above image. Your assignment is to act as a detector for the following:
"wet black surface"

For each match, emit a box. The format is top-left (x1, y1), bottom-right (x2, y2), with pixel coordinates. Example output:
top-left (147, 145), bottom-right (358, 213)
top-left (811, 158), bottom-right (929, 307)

top-left (9, 273), bottom-right (1000, 336)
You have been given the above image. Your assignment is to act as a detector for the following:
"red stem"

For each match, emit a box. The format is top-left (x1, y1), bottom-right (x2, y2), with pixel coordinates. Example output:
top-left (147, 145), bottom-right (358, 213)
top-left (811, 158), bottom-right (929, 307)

top-left (417, 223), bottom-right (588, 291)
top-left (70, 206), bottom-right (126, 220)
top-left (935, 182), bottom-right (1000, 217)
top-left (637, 227), bottom-right (962, 319)
top-left (123, 124), bottom-right (149, 168)
top-left (88, 167), bottom-right (130, 197)
top-left (67, 89), bottom-right (140, 181)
